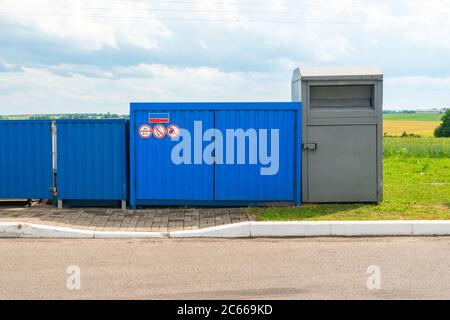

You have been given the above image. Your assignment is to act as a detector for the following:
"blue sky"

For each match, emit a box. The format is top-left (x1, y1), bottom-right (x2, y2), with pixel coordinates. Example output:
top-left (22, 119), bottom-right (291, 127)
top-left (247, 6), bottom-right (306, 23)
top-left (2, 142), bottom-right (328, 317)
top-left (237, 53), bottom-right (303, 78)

top-left (0, 0), bottom-right (450, 115)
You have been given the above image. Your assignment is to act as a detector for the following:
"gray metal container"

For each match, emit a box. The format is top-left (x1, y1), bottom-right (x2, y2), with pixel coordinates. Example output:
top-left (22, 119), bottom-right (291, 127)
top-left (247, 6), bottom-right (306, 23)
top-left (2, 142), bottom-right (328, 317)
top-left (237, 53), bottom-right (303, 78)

top-left (292, 66), bottom-right (383, 203)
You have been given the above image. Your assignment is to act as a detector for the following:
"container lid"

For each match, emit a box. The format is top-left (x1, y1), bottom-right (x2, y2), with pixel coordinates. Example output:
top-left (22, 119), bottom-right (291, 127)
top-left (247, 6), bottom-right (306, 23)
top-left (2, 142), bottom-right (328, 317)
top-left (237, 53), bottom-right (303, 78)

top-left (292, 66), bottom-right (383, 82)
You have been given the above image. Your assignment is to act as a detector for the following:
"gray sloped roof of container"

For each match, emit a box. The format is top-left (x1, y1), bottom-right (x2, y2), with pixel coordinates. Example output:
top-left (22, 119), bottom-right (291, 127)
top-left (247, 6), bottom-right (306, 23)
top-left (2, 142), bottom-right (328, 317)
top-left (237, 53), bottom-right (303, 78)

top-left (292, 65), bottom-right (383, 82)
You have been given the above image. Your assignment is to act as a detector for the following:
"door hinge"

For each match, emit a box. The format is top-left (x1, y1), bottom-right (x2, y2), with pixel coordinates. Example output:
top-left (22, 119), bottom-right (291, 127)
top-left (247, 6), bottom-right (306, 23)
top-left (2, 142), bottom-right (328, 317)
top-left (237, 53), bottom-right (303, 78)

top-left (302, 143), bottom-right (317, 151)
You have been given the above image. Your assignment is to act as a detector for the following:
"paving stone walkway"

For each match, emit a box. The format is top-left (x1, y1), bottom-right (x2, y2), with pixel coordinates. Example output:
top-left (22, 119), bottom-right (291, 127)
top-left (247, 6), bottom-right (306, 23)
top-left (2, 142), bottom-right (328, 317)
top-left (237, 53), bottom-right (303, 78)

top-left (0, 204), bottom-right (252, 232)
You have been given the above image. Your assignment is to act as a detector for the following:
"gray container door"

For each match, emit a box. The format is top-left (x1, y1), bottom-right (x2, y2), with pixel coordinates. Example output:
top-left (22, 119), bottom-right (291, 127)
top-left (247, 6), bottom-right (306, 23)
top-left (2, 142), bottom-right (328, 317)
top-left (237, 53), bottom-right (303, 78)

top-left (307, 125), bottom-right (377, 202)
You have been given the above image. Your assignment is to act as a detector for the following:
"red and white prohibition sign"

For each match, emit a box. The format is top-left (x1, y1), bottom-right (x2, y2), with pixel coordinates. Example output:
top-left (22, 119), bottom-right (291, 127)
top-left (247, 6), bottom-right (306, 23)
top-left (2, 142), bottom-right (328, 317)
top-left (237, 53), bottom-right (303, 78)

top-left (167, 124), bottom-right (180, 139)
top-left (138, 124), bottom-right (152, 139)
top-left (153, 124), bottom-right (167, 139)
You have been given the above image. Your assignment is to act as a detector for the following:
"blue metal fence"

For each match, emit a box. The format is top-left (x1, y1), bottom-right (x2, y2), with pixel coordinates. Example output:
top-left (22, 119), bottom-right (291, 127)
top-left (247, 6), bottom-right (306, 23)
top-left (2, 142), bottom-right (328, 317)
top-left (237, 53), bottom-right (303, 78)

top-left (57, 119), bottom-right (128, 202)
top-left (1, 108), bottom-right (301, 208)
top-left (130, 102), bottom-right (301, 208)
top-left (0, 120), bottom-right (53, 200)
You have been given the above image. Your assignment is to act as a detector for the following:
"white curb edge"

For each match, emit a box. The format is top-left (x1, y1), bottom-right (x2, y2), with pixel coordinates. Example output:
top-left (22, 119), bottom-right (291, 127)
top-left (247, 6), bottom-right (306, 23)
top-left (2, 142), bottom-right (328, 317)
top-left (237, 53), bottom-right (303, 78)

top-left (170, 222), bottom-right (251, 238)
top-left (2, 221), bottom-right (450, 238)
top-left (0, 222), bottom-right (20, 238)
top-left (330, 221), bottom-right (413, 236)
top-left (250, 221), bottom-right (332, 237)
top-left (94, 230), bottom-right (164, 238)
top-left (170, 220), bottom-right (450, 238)
top-left (412, 221), bottom-right (450, 236)
top-left (0, 222), bottom-right (164, 238)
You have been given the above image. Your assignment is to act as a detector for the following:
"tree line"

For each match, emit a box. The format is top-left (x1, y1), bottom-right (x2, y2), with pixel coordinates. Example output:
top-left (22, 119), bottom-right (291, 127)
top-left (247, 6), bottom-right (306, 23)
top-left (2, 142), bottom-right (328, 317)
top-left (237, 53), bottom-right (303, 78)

top-left (0, 113), bottom-right (129, 120)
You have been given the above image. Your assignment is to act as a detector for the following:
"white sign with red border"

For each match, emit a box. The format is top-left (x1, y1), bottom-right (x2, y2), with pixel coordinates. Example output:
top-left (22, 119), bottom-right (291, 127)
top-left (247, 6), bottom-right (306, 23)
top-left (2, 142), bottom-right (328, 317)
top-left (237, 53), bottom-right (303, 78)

top-left (153, 124), bottom-right (167, 139)
top-left (138, 124), bottom-right (152, 139)
top-left (167, 124), bottom-right (180, 139)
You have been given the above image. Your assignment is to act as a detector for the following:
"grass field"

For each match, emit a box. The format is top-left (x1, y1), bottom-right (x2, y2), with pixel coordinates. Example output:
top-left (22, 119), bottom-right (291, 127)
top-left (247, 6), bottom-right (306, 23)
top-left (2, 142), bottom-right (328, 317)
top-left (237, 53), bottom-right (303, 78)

top-left (383, 113), bottom-right (443, 137)
top-left (253, 137), bottom-right (450, 221)
top-left (384, 137), bottom-right (450, 158)
top-left (383, 113), bottom-right (443, 121)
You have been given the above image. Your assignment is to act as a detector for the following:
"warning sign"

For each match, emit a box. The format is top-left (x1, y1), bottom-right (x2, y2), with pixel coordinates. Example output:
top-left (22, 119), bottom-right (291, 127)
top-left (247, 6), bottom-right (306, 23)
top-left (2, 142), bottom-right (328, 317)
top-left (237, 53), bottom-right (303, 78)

top-left (153, 124), bottom-right (167, 139)
top-left (167, 124), bottom-right (180, 139)
top-left (138, 124), bottom-right (152, 139)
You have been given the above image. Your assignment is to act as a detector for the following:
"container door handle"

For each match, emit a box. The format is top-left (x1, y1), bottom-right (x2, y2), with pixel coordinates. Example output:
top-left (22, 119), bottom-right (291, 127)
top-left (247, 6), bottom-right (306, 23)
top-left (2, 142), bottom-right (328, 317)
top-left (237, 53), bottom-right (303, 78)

top-left (302, 143), bottom-right (317, 151)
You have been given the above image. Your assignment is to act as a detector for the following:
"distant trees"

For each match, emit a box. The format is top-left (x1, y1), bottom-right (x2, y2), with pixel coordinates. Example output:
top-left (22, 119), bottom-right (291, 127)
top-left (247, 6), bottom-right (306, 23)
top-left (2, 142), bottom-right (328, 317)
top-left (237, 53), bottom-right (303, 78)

top-left (3, 113), bottom-right (128, 120)
top-left (383, 110), bottom-right (416, 114)
top-left (434, 109), bottom-right (450, 137)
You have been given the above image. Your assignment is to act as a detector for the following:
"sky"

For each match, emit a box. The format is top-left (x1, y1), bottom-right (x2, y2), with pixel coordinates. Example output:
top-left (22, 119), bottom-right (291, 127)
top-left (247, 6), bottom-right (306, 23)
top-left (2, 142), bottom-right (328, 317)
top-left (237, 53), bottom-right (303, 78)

top-left (0, 0), bottom-right (450, 115)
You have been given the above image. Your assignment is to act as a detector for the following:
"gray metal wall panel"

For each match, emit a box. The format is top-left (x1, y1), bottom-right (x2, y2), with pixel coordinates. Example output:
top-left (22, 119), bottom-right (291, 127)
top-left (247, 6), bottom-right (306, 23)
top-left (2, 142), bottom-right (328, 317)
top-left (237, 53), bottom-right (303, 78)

top-left (376, 79), bottom-right (384, 202)
top-left (307, 125), bottom-right (378, 202)
top-left (310, 85), bottom-right (373, 108)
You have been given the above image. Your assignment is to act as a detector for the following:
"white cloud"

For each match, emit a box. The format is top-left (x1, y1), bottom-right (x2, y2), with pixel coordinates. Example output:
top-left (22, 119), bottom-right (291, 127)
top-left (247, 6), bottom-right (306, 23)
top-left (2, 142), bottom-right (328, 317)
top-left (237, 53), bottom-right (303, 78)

top-left (1, 0), bottom-right (450, 113)
top-left (1, 63), bottom-right (449, 115)
top-left (0, 64), bottom-right (289, 115)
top-left (2, 0), bottom-right (172, 50)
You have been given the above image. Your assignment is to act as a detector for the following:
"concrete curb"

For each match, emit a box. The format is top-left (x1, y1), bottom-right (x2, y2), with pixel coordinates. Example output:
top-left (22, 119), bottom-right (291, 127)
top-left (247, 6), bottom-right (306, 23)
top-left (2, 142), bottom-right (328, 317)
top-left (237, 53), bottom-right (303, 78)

top-left (94, 230), bottom-right (164, 238)
top-left (330, 221), bottom-right (413, 236)
top-left (170, 222), bottom-right (251, 238)
top-left (250, 221), bottom-right (331, 237)
top-left (2, 221), bottom-right (450, 238)
top-left (170, 221), bottom-right (450, 238)
top-left (412, 221), bottom-right (450, 236)
top-left (0, 222), bottom-right (164, 238)
top-left (20, 223), bottom-right (95, 238)
top-left (0, 222), bottom-right (20, 238)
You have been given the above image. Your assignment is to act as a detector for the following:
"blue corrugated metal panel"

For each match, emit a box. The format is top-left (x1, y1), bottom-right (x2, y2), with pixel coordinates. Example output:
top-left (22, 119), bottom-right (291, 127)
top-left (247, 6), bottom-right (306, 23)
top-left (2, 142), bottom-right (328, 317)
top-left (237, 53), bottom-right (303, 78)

top-left (57, 119), bottom-right (128, 201)
top-left (134, 110), bottom-right (214, 201)
top-left (215, 110), bottom-right (295, 201)
top-left (130, 102), bottom-right (301, 207)
top-left (0, 120), bottom-right (53, 199)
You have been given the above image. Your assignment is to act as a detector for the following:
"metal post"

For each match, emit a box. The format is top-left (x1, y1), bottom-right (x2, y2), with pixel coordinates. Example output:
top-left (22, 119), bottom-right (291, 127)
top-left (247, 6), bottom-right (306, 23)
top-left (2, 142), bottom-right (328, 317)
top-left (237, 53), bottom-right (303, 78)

top-left (121, 200), bottom-right (127, 212)
top-left (52, 120), bottom-right (58, 204)
top-left (58, 199), bottom-right (63, 210)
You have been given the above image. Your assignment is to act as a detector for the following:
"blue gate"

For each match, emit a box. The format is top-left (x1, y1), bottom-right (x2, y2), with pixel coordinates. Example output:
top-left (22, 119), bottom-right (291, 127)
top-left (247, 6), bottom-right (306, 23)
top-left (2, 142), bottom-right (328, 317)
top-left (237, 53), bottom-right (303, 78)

top-left (215, 110), bottom-right (295, 201)
top-left (134, 110), bottom-right (214, 202)
top-left (0, 120), bottom-right (53, 200)
top-left (57, 119), bottom-right (128, 204)
top-left (130, 102), bottom-right (301, 208)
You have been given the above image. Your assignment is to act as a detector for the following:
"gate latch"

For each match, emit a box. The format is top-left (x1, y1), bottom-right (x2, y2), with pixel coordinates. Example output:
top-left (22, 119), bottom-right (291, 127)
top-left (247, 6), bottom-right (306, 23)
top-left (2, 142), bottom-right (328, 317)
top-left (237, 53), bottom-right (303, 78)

top-left (302, 143), bottom-right (317, 151)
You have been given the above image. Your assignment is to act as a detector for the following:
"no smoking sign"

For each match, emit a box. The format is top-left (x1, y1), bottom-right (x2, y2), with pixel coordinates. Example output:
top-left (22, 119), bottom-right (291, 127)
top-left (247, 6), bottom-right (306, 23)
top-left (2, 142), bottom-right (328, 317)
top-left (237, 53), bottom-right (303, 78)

top-left (153, 124), bottom-right (167, 139)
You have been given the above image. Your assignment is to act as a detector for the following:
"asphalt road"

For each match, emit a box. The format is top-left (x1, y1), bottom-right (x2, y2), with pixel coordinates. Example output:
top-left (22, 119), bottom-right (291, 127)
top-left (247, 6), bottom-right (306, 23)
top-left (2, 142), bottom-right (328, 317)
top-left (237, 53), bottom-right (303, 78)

top-left (1, 237), bottom-right (449, 299)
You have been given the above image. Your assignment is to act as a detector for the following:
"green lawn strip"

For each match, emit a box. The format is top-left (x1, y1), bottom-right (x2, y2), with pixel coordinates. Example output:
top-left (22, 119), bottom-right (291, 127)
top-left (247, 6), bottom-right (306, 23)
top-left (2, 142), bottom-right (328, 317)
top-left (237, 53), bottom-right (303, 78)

top-left (383, 113), bottom-right (444, 121)
top-left (253, 205), bottom-right (450, 221)
top-left (384, 137), bottom-right (450, 158)
top-left (253, 156), bottom-right (450, 221)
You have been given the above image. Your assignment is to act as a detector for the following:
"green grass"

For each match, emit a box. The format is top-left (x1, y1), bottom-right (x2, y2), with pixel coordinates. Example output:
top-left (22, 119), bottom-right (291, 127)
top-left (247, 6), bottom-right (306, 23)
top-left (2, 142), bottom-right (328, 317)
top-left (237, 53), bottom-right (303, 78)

top-left (383, 113), bottom-right (444, 121)
top-left (253, 137), bottom-right (450, 221)
top-left (384, 137), bottom-right (450, 158)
